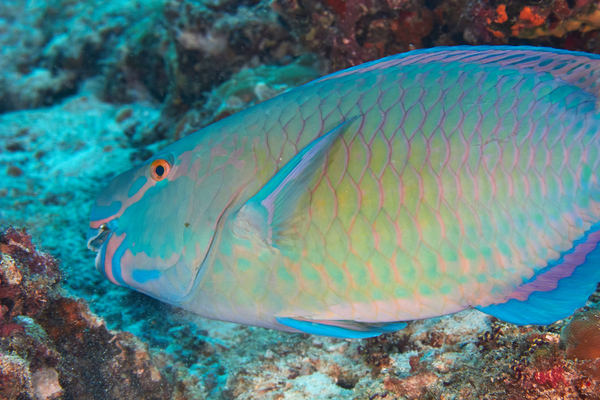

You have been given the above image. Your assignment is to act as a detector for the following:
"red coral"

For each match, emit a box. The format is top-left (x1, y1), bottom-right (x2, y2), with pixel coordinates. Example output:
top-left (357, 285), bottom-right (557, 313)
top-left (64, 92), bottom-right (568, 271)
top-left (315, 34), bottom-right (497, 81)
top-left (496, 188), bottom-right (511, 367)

top-left (325, 0), bottom-right (345, 17)
top-left (533, 366), bottom-right (566, 388)
top-left (0, 323), bottom-right (24, 337)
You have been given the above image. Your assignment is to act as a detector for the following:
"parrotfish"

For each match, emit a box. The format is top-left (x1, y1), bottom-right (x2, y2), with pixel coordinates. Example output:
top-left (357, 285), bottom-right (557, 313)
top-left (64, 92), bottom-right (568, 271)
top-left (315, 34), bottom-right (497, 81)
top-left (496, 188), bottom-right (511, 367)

top-left (88, 46), bottom-right (600, 338)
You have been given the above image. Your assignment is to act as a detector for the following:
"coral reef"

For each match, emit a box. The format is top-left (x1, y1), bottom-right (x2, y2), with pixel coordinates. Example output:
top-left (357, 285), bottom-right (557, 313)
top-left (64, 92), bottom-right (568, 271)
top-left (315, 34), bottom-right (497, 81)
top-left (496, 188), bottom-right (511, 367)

top-left (478, 1), bottom-right (600, 42)
top-left (0, 0), bottom-right (306, 142)
top-left (0, 227), bottom-right (175, 399)
top-left (272, 0), bottom-right (437, 71)
top-left (3, 228), bottom-right (600, 399)
top-left (0, 227), bottom-right (60, 339)
top-left (0, 0), bottom-right (326, 147)
top-left (272, 0), bottom-right (600, 70)
top-left (4, 0), bottom-right (600, 399)
top-left (464, 0), bottom-right (600, 48)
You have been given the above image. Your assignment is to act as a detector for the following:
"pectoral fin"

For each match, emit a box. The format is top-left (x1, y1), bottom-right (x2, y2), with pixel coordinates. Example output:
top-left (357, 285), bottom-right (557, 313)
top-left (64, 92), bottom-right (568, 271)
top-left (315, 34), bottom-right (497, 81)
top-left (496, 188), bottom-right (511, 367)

top-left (236, 117), bottom-right (360, 250)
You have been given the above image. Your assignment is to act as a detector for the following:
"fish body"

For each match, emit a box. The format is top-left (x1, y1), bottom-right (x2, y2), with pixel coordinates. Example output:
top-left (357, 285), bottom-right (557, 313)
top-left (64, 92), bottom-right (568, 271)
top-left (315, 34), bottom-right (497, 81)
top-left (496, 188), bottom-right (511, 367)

top-left (88, 46), bottom-right (600, 338)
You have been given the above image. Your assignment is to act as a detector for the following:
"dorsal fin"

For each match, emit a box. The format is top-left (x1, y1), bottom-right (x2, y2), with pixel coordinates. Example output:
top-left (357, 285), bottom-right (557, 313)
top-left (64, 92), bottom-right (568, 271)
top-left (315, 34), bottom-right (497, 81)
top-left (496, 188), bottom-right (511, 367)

top-left (317, 46), bottom-right (600, 97)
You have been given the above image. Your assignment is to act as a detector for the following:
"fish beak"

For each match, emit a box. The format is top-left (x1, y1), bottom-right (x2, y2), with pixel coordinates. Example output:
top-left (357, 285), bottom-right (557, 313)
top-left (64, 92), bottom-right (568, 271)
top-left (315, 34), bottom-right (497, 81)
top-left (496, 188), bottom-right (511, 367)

top-left (87, 219), bottom-right (119, 278)
top-left (87, 223), bottom-right (113, 252)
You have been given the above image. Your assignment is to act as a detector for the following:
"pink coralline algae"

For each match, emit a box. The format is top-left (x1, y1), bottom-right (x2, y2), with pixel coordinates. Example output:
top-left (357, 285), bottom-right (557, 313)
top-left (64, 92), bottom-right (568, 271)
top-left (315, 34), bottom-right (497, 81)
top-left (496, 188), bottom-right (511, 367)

top-left (0, 227), bottom-right (60, 338)
top-left (0, 227), bottom-right (175, 399)
top-left (533, 366), bottom-right (566, 389)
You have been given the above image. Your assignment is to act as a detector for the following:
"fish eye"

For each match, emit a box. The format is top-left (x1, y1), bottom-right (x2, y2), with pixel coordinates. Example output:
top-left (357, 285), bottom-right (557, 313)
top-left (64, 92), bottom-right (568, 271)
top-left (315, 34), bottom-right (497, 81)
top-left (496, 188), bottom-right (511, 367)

top-left (150, 159), bottom-right (171, 181)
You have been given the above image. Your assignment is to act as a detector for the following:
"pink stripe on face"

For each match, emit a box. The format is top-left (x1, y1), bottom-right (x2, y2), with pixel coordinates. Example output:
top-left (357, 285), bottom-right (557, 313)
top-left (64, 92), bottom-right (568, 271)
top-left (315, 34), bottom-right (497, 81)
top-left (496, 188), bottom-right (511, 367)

top-left (103, 232), bottom-right (126, 286)
top-left (90, 178), bottom-right (156, 229)
top-left (90, 218), bottom-right (116, 230)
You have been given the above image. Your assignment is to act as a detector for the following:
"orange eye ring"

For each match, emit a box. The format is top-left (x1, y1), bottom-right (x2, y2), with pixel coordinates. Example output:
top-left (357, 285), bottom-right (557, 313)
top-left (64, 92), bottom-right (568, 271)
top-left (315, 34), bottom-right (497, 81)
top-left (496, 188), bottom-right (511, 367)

top-left (150, 159), bottom-right (171, 181)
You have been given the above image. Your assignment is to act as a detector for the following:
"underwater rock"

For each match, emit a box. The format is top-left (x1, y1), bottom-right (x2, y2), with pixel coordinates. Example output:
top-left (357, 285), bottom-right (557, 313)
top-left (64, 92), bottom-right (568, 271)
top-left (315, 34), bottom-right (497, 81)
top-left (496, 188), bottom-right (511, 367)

top-left (272, 0), bottom-right (600, 72)
top-left (31, 367), bottom-right (62, 400)
top-left (0, 353), bottom-right (33, 399)
top-left (1, 0), bottom-right (306, 140)
top-left (472, 0), bottom-right (600, 43)
top-left (383, 373), bottom-right (438, 399)
top-left (0, 0), bottom-right (166, 113)
top-left (562, 308), bottom-right (600, 384)
top-left (272, 0), bottom-right (436, 71)
top-left (0, 227), bottom-right (174, 399)
top-left (0, 69), bottom-right (78, 112)
top-left (562, 308), bottom-right (600, 360)
top-left (169, 54), bottom-right (323, 139)
top-left (0, 227), bottom-right (60, 329)
top-left (154, 54), bottom-right (322, 142)
top-left (104, 0), bottom-right (304, 144)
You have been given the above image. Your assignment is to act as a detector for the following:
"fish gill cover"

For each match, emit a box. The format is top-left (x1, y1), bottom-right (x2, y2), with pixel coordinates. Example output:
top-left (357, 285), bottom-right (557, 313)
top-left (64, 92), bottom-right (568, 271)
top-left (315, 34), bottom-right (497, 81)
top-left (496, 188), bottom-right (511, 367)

top-left (3, 0), bottom-right (600, 399)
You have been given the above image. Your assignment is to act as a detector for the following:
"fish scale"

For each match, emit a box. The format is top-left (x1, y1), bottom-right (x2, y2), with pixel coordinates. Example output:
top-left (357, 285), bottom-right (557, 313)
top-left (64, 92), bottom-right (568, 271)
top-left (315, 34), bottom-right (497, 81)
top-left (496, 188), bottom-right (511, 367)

top-left (88, 47), bottom-right (600, 338)
top-left (209, 53), bottom-right (592, 319)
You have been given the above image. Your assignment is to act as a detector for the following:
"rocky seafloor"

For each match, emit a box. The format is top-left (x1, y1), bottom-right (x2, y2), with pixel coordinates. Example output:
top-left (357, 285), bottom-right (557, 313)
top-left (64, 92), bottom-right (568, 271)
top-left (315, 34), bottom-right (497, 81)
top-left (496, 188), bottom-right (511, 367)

top-left (4, 0), bottom-right (600, 399)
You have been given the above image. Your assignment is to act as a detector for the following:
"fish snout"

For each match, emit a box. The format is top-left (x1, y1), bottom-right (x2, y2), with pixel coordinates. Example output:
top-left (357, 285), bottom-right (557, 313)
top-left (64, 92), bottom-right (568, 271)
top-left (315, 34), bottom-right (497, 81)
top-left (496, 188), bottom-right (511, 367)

top-left (86, 219), bottom-right (122, 281)
top-left (87, 225), bottom-right (107, 250)
top-left (87, 219), bottom-right (118, 250)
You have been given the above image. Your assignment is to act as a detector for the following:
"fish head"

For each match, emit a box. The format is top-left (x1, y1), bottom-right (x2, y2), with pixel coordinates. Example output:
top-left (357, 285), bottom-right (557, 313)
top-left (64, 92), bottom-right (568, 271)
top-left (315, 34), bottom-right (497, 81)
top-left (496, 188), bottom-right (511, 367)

top-left (87, 142), bottom-right (242, 305)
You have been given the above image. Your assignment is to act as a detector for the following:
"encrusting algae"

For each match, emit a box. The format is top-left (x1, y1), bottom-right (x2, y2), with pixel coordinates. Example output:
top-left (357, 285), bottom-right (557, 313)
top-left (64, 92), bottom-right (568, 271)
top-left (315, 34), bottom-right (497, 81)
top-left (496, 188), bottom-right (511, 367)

top-left (0, 227), bottom-right (174, 400)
